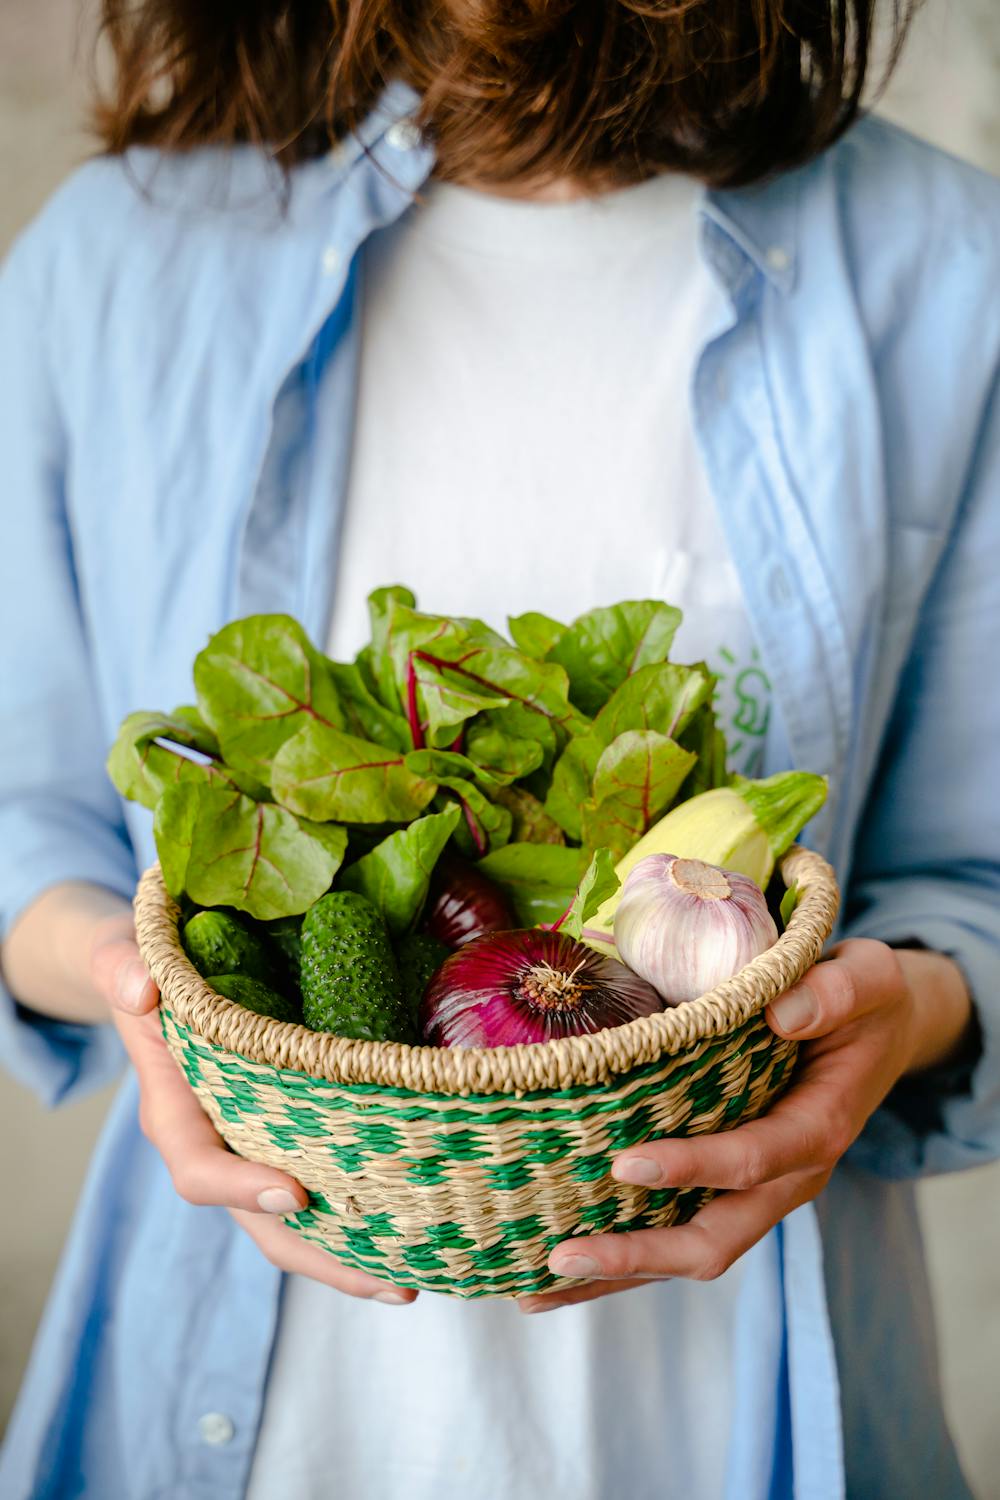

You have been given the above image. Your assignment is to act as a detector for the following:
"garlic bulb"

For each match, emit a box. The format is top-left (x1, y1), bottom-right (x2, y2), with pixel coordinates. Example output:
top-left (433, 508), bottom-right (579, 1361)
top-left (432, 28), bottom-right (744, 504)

top-left (613, 854), bottom-right (778, 1005)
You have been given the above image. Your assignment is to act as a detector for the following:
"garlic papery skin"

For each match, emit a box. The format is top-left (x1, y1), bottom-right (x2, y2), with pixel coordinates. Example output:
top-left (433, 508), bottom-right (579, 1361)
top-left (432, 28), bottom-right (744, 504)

top-left (613, 854), bottom-right (778, 1005)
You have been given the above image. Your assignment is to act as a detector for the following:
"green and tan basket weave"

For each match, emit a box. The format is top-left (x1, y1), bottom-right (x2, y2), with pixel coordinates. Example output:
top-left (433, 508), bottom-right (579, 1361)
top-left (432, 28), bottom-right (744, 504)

top-left (134, 845), bottom-right (838, 1299)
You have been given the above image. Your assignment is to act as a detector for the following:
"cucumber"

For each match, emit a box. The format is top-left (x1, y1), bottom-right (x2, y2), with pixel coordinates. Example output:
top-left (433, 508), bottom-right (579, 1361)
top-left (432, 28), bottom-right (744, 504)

top-left (395, 932), bottom-right (450, 1026)
top-left (182, 910), bottom-right (276, 984)
top-left (208, 973), bottom-right (301, 1025)
top-left (261, 914), bottom-right (304, 983)
top-left (301, 891), bottom-right (412, 1043)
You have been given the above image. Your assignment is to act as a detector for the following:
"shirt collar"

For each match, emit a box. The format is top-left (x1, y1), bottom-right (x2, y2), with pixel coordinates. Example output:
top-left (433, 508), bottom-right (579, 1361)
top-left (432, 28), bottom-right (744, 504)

top-left (345, 81), bottom-right (801, 296)
top-left (702, 175), bottom-right (801, 295)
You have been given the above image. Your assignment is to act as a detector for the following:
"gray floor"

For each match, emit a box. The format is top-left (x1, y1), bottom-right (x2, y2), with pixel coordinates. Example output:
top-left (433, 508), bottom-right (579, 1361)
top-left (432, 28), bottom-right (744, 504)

top-left (2, 3), bottom-right (1000, 1497)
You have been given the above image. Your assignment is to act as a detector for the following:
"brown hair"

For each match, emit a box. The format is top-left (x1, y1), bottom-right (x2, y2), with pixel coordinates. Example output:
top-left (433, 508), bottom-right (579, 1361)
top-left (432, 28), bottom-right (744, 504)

top-left (95, 1), bottom-right (917, 190)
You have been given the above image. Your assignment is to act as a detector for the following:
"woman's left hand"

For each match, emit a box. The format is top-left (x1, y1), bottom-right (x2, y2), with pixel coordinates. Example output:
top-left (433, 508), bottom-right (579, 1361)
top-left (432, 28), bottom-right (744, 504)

top-left (518, 937), bottom-right (973, 1314)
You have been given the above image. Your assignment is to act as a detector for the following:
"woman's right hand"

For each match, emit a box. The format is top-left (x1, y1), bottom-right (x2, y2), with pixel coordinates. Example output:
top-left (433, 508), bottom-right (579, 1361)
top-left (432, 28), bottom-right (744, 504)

top-left (90, 908), bottom-right (416, 1304)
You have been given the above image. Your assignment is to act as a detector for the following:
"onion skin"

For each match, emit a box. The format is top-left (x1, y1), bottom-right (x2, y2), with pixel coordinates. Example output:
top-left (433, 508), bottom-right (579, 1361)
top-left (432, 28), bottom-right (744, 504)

top-left (419, 928), bottom-right (662, 1048)
top-left (423, 853), bottom-right (515, 949)
top-left (614, 854), bottom-right (778, 1005)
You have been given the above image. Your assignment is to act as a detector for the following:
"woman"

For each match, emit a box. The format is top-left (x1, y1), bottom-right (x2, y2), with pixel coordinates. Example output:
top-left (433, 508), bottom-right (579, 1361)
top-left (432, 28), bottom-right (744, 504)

top-left (1, 3), bottom-right (997, 1497)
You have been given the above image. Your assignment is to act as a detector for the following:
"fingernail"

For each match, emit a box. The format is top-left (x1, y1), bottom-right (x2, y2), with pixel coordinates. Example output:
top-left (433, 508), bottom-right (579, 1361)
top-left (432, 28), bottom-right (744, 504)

top-left (257, 1187), bottom-right (302, 1215)
top-left (551, 1254), bottom-right (600, 1279)
top-left (374, 1291), bottom-right (411, 1305)
top-left (769, 983), bottom-right (817, 1034)
top-left (520, 1300), bottom-right (564, 1315)
top-left (612, 1155), bottom-right (662, 1186)
top-left (118, 960), bottom-right (152, 1012)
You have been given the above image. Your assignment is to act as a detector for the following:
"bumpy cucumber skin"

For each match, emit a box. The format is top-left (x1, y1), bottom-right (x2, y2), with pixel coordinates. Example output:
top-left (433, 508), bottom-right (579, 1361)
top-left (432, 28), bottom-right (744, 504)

top-left (208, 973), bottom-right (302, 1025)
top-left (301, 892), bottom-right (412, 1043)
top-left (395, 932), bottom-right (450, 1026)
top-left (182, 911), bottom-right (276, 984)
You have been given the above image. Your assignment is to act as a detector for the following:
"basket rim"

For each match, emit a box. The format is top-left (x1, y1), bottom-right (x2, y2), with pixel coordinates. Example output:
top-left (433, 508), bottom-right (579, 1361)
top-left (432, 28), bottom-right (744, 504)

top-left (134, 844), bottom-right (839, 1096)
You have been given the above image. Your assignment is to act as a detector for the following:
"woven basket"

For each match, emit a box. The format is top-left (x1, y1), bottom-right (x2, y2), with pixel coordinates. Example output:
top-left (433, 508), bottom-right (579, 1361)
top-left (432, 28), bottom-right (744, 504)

top-left (135, 845), bottom-right (838, 1299)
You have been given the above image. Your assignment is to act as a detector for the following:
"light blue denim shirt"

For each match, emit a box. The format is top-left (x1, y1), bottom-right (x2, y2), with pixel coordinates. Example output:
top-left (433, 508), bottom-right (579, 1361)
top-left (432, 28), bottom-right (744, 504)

top-left (2, 82), bottom-right (999, 1499)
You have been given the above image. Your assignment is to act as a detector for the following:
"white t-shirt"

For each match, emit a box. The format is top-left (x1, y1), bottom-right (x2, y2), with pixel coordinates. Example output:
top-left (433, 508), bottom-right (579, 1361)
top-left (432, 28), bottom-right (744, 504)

top-left (247, 172), bottom-right (772, 1500)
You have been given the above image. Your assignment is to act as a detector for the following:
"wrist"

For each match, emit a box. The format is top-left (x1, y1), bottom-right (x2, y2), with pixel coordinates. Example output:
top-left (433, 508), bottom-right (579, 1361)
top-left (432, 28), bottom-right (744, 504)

top-left (4, 881), bottom-right (131, 1024)
top-left (896, 947), bottom-right (976, 1077)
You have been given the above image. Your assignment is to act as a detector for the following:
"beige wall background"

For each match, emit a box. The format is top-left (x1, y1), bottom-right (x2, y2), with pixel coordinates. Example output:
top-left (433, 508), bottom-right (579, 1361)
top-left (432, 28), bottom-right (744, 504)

top-left (1, 2), bottom-right (999, 1495)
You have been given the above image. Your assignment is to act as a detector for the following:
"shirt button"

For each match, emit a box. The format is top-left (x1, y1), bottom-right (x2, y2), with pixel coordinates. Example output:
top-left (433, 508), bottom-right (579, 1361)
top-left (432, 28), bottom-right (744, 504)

top-left (198, 1412), bottom-right (235, 1446)
top-left (384, 119), bottom-right (423, 152)
top-left (321, 246), bottom-right (342, 276)
top-left (764, 245), bottom-right (791, 274)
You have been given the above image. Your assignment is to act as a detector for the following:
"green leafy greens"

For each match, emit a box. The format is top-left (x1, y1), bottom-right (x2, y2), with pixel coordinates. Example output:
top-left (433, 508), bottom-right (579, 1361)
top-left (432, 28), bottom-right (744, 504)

top-left (108, 591), bottom-right (733, 924)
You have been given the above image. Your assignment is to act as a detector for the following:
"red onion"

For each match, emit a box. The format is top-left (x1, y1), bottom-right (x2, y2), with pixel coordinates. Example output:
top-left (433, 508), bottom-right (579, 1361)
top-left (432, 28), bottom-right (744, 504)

top-left (419, 929), bottom-right (662, 1047)
top-left (424, 853), bottom-right (514, 949)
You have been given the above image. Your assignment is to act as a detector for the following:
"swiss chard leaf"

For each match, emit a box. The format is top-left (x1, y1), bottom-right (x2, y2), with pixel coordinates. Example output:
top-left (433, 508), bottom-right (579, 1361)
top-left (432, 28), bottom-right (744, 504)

top-left (340, 805), bottom-right (461, 935)
top-left (404, 746), bottom-right (505, 792)
top-left (580, 730), bottom-right (697, 858)
top-left (327, 660), bottom-right (411, 752)
top-left (411, 655), bottom-right (511, 745)
top-left (507, 611), bottom-right (566, 660)
top-left (154, 784), bottom-right (343, 918)
top-left (462, 720), bottom-right (545, 782)
top-left (476, 843), bottom-right (589, 926)
top-left (403, 749), bottom-right (513, 855)
top-left (558, 848), bottom-right (620, 940)
top-left (544, 731), bottom-right (601, 841)
top-left (547, 600), bottom-right (683, 717)
top-left (467, 704), bottom-right (560, 777)
top-left (404, 634), bottom-right (578, 749)
top-left (271, 722), bottom-right (438, 823)
top-left (493, 784), bottom-right (566, 845)
top-left (366, 584), bottom-right (417, 711)
top-left (544, 662), bottom-right (712, 839)
top-left (107, 710), bottom-right (266, 811)
top-left (193, 614), bottom-right (345, 784)
top-left (430, 781), bottom-right (513, 859)
top-left (590, 661), bottom-right (713, 744)
top-left (677, 700), bottom-right (730, 799)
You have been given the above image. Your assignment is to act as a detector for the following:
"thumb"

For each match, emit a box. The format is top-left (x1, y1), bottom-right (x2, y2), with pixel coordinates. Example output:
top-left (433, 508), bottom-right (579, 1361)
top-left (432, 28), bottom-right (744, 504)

top-left (765, 938), bottom-right (906, 1040)
top-left (90, 925), bottom-right (160, 1016)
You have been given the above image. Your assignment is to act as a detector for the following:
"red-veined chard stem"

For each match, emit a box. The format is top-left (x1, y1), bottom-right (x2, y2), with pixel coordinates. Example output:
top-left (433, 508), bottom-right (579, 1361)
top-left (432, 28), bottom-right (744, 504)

top-left (546, 896), bottom-right (575, 933)
top-left (461, 798), bottom-right (487, 856)
top-left (406, 653), bottom-right (425, 750)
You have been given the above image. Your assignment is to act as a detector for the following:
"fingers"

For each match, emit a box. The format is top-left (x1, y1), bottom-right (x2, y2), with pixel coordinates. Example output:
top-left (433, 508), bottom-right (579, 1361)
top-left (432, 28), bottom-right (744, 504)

top-left (610, 1066), bottom-right (853, 1191)
top-left (116, 1007), bottom-right (310, 1216)
top-left (97, 913), bottom-right (411, 1306)
top-left (546, 1167), bottom-right (827, 1288)
top-left (90, 924), bottom-right (160, 1015)
top-left (519, 1277), bottom-right (659, 1315)
top-left (230, 1209), bottom-right (417, 1304)
top-left (765, 938), bottom-right (906, 1042)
